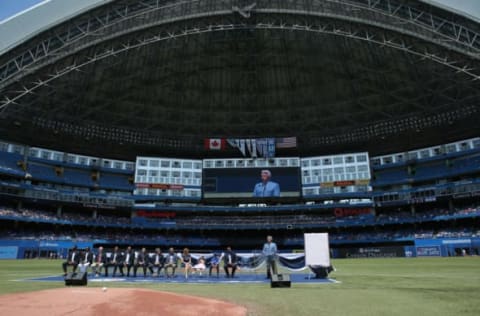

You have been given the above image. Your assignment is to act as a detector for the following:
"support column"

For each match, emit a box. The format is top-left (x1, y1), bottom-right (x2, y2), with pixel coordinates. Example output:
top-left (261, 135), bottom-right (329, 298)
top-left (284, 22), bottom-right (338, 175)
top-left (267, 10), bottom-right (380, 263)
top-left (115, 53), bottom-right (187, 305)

top-left (23, 145), bottom-right (29, 163)
top-left (56, 205), bottom-right (62, 217)
top-left (448, 199), bottom-right (454, 212)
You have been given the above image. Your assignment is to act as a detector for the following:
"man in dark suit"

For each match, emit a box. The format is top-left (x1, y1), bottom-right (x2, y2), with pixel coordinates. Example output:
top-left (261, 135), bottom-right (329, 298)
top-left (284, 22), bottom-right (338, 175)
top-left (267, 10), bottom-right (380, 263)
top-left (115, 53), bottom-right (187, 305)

top-left (62, 245), bottom-right (80, 276)
top-left (164, 247), bottom-right (178, 278)
top-left (134, 247), bottom-right (148, 277)
top-left (121, 246), bottom-right (135, 277)
top-left (105, 246), bottom-right (123, 277)
top-left (223, 246), bottom-right (238, 278)
top-left (78, 247), bottom-right (94, 274)
top-left (148, 248), bottom-right (164, 277)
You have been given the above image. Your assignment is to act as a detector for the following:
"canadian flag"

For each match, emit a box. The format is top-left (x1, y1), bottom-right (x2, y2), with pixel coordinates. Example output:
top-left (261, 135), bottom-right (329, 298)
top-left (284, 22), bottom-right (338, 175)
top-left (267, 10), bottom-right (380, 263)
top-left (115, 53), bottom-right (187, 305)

top-left (204, 138), bottom-right (226, 150)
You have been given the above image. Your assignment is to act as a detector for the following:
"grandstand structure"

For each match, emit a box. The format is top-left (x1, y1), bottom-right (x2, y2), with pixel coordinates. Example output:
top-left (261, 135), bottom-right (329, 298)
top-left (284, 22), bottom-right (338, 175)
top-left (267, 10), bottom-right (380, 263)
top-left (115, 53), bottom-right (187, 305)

top-left (0, 0), bottom-right (479, 259)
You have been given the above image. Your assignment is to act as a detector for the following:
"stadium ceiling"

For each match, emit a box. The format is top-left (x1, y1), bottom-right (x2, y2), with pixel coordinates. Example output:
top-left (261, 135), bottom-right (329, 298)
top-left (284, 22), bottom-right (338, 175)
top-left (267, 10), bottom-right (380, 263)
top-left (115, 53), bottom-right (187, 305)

top-left (0, 0), bottom-right (479, 159)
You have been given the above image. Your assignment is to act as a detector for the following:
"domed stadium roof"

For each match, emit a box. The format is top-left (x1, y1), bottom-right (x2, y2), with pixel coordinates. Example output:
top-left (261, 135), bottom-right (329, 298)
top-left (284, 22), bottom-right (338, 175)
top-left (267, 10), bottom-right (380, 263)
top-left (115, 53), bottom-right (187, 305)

top-left (0, 0), bottom-right (479, 159)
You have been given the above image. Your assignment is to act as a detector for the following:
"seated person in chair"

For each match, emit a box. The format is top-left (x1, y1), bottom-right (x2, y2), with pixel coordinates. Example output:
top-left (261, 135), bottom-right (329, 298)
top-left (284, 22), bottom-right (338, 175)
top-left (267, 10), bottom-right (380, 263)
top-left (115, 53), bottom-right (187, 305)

top-left (209, 253), bottom-right (220, 277)
top-left (222, 246), bottom-right (238, 278)
top-left (192, 256), bottom-right (207, 276)
top-left (122, 246), bottom-right (135, 277)
top-left (106, 246), bottom-right (123, 277)
top-left (164, 247), bottom-right (178, 278)
top-left (91, 246), bottom-right (105, 277)
top-left (78, 247), bottom-right (93, 274)
top-left (182, 248), bottom-right (193, 279)
top-left (134, 247), bottom-right (148, 277)
top-left (148, 248), bottom-right (164, 277)
top-left (62, 245), bottom-right (80, 276)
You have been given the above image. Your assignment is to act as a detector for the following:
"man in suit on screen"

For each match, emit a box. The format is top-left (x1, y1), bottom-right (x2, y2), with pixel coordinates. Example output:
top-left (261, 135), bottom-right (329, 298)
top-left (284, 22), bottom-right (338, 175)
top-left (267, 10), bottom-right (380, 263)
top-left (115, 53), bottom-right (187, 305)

top-left (253, 170), bottom-right (280, 197)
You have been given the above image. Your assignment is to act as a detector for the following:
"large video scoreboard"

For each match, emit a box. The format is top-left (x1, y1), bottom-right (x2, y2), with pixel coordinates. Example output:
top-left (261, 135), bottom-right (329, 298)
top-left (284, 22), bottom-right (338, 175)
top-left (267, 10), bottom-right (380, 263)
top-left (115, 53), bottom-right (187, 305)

top-left (134, 152), bottom-right (371, 200)
top-left (202, 157), bottom-right (301, 198)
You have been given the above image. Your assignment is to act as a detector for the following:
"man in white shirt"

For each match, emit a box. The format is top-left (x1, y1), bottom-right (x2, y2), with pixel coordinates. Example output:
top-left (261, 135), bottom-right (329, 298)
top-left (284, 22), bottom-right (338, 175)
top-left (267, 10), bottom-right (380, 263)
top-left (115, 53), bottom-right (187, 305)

top-left (78, 247), bottom-right (93, 274)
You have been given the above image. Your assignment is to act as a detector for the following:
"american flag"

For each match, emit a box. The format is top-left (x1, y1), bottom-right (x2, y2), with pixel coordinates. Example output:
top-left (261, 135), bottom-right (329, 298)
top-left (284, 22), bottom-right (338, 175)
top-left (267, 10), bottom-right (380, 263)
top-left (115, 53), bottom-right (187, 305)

top-left (275, 137), bottom-right (297, 148)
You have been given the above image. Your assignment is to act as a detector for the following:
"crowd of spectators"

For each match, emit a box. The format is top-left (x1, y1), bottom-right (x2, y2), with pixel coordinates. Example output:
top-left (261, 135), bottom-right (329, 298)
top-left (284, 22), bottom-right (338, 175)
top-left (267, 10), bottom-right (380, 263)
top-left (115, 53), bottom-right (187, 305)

top-left (0, 207), bottom-right (130, 225)
top-left (1, 204), bottom-right (479, 233)
top-left (0, 228), bottom-right (219, 246)
top-left (283, 228), bottom-right (480, 244)
top-left (0, 207), bottom-right (55, 221)
top-left (2, 225), bottom-right (479, 244)
top-left (376, 206), bottom-right (480, 223)
top-left (175, 214), bottom-right (334, 227)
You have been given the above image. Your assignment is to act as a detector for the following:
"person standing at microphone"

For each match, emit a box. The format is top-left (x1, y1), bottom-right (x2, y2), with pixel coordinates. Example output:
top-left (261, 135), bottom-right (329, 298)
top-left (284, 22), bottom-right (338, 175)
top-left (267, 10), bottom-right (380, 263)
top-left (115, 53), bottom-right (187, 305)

top-left (253, 170), bottom-right (280, 197)
top-left (263, 235), bottom-right (278, 279)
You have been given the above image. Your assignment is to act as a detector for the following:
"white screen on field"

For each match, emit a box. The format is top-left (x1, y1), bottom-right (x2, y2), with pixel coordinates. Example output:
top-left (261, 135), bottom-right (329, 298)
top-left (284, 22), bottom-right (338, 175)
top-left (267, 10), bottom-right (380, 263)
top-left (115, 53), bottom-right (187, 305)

top-left (304, 233), bottom-right (330, 267)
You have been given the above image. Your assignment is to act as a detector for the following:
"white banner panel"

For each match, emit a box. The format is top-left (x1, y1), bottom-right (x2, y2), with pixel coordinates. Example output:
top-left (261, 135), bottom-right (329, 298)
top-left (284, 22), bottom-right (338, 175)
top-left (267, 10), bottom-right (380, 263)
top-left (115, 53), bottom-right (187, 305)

top-left (304, 233), bottom-right (330, 267)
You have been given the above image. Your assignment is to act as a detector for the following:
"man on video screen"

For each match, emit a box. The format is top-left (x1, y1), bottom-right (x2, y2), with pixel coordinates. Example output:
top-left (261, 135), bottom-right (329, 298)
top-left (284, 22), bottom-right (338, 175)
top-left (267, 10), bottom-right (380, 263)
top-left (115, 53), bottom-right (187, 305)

top-left (253, 169), bottom-right (280, 197)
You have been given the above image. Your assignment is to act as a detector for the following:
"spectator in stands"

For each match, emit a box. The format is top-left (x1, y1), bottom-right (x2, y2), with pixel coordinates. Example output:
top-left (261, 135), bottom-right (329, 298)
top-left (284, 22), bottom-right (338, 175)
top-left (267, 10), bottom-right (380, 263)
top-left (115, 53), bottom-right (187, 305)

top-left (209, 253), bottom-right (220, 278)
top-left (182, 248), bottom-right (193, 279)
top-left (78, 247), bottom-right (93, 274)
top-left (223, 246), bottom-right (238, 278)
top-left (263, 235), bottom-right (278, 279)
top-left (164, 247), bottom-right (178, 278)
top-left (149, 248), bottom-right (164, 277)
top-left (62, 245), bottom-right (79, 276)
top-left (92, 246), bottom-right (105, 277)
top-left (122, 246), bottom-right (135, 277)
top-left (253, 170), bottom-right (280, 197)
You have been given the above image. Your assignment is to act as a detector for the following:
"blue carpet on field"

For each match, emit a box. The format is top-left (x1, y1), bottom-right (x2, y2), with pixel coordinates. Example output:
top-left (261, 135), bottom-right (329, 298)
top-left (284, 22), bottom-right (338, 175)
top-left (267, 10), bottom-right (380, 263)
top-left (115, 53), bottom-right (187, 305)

top-left (24, 273), bottom-right (338, 284)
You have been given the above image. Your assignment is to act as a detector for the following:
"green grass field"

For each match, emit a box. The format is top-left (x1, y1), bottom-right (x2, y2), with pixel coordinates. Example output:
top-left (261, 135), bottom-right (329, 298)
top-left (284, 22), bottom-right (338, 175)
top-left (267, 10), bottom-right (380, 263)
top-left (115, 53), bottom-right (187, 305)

top-left (0, 257), bottom-right (479, 316)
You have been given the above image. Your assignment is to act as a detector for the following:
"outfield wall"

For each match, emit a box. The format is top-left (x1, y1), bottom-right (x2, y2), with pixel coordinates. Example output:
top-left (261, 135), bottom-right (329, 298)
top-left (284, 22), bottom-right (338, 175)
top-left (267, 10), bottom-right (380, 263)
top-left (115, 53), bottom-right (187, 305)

top-left (0, 240), bottom-right (93, 259)
top-left (414, 238), bottom-right (480, 257)
top-left (1, 238), bottom-right (479, 259)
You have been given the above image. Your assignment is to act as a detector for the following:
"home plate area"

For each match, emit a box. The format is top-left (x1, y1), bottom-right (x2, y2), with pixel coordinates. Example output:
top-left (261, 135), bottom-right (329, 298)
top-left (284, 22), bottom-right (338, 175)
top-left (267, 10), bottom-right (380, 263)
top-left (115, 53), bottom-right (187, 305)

top-left (27, 273), bottom-right (338, 285)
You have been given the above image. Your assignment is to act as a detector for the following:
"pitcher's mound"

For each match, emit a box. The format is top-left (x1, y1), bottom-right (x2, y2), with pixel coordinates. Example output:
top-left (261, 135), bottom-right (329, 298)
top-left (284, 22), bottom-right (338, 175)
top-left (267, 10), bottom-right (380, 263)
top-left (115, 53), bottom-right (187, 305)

top-left (0, 287), bottom-right (247, 316)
